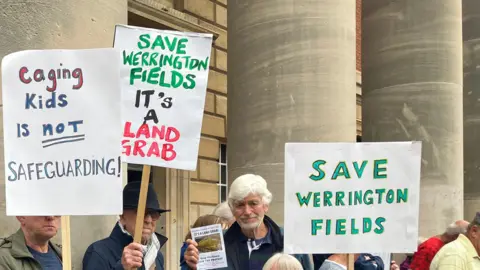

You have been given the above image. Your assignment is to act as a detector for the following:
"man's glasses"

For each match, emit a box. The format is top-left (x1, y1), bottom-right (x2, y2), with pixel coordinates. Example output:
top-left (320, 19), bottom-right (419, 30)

top-left (135, 209), bottom-right (161, 221)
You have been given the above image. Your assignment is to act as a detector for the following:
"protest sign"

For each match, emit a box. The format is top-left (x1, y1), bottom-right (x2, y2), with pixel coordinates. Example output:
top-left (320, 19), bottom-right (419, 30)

top-left (191, 224), bottom-right (228, 270)
top-left (1, 48), bottom-right (123, 216)
top-left (114, 24), bottom-right (213, 171)
top-left (284, 142), bottom-right (422, 254)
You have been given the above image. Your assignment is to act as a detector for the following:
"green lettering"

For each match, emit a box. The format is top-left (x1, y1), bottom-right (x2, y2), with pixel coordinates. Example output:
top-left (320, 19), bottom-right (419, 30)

top-left (137, 34), bottom-right (151, 49)
top-left (129, 67), bottom-right (142, 85)
top-left (397, 188), bottom-right (408, 203)
top-left (335, 192), bottom-right (345, 206)
top-left (152, 35), bottom-right (166, 50)
top-left (332, 161), bottom-right (351, 180)
top-left (123, 51), bottom-right (134, 65)
top-left (386, 189), bottom-right (395, 204)
top-left (313, 192), bottom-right (321, 207)
top-left (353, 160), bottom-right (368, 178)
top-left (165, 36), bottom-right (178, 52)
top-left (324, 191), bottom-right (333, 206)
top-left (373, 159), bottom-right (388, 179)
top-left (363, 218), bottom-right (372, 233)
top-left (309, 160), bottom-right (326, 181)
top-left (170, 70), bottom-right (183, 88)
top-left (375, 189), bottom-right (386, 204)
top-left (141, 52), bottom-right (149, 66)
top-left (159, 70), bottom-right (171, 88)
top-left (177, 38), bottom-right (188, 54)
top-left (183, 74), bottom-right (196, 89)
top-left (354, 191), bottom-right (362, 205)
top-left (351, 219), bottom-right (359, 234)
top-left (326, 219), bottom-right (331, 235)
top-left (147, 67), bottom-right (160, 85)
top-left (336, 219), bottom-right (347, 235)
top-left (364, 190), bottom-right (374, 205)
top-left (374, 217), bottom-right (386, 234)
top-left (311, 219), bottom-right (323, 236)
top-left (296, 192), bottom-right (312, 207)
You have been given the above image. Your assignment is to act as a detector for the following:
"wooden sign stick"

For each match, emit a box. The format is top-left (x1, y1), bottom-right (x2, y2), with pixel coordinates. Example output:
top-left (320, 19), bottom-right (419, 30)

top-left (61, 216), bottom-right (72, 270)
top-left (133, 164), bottom-right (151, 244)
top-left (347, 253), bottom-right (355, 270)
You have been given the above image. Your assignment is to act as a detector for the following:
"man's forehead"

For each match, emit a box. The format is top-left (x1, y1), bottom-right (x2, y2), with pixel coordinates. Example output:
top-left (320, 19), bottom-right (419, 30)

top-left (234, 195), bottom-right (262, 203)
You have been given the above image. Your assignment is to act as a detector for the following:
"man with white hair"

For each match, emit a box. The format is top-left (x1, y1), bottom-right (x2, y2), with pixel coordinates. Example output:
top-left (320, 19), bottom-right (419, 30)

top-left (409, 219), bottom-right (469, 269)
top-left (183, 174), bottom-right (312, 269)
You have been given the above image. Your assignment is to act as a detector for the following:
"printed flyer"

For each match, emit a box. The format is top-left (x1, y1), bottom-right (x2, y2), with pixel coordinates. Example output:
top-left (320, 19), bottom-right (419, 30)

top-left (191, 224), bottom-right (228, 269)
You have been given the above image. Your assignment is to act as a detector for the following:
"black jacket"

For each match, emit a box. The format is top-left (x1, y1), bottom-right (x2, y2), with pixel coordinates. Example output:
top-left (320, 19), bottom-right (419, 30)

top-left (82, 224), bottom-right (168, 270)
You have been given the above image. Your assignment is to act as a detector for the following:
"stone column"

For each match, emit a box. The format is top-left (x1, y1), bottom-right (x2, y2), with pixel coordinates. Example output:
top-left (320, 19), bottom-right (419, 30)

top-left (227, 0), bottom-right (357, 223)
top-left (0, 1), bottom-right (126, 268)
top-left (362, 0), bottom-right (463, 237)
top-left (463, 0), bottom-right (480, 221)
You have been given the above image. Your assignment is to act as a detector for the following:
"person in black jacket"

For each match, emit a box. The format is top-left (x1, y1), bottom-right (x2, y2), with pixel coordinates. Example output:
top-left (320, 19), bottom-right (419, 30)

top-left (82, 181), bottom-right (169, 270)
top-left (183, 174), bottom-right (312, 270)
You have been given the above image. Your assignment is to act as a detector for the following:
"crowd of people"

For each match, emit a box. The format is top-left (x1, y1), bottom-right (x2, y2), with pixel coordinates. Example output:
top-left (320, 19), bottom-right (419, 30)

top-left (0, 174), bottom-right (478, 269)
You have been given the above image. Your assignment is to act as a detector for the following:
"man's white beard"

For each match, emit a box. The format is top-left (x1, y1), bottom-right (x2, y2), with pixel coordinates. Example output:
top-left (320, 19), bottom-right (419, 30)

top-left (239, 215), bottom-right (263, 230)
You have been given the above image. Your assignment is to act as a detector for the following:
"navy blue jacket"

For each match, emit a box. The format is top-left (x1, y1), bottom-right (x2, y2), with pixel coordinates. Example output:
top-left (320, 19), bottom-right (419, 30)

top-left (82, 224), bottom-right (168, 270)
top-left (180, 216), bottom-right (312, 270)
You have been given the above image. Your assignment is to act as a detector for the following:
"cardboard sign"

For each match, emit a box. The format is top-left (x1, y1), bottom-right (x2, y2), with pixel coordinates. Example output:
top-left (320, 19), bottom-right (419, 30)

top-left (2, 48), bottom-right (123, 216)
top-left (284, 142), bottom-right (422, 254)
top-left (114, 25), bottom-right (213, 171)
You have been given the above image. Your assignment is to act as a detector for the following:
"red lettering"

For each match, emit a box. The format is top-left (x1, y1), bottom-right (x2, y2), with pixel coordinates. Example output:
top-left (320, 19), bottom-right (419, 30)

top-left (19, 67), bottom-right (32, 84)
top-left (152, 125), bottom-right (166, 140)
top-left (165, 127), bottom-right (180, 142)
top-left (133, 140), bottom-right (147, 157)
top-left (122, 140), bottom-right (132, 156)
top-left (147, 142), bottom-right (160, 157)
top-left (33, 69), bottom-right (44, 82)
top-left (136, 124), bottom-right (150, 138)
top-left (72, 68), bottom-right (84, 90)
top-left (162, 143), bottom-right (176, 161)
top-left (123, 122), bottom-right (135, 138)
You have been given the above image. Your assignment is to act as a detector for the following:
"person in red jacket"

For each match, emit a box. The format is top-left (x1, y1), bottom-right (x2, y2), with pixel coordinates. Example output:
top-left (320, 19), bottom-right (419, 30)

top-left (409, 220), bottom-right (469, 269)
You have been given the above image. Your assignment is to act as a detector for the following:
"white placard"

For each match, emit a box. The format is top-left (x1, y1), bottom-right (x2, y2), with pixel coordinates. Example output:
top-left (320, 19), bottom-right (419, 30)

top-left (191, 224), bottom-right (228, 270)
top-left (114, 24), bottom-right (213, 171)
top-left (284, 142), bottom-right (422, 254)
top-left (2, 48), bottom-right (123, 216)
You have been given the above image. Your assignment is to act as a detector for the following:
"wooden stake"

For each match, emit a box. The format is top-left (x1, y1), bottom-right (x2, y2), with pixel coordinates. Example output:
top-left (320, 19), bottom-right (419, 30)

top-left (347, 253), bottom-right (355, 270)
top-left (133, 164), bottom-right (151, 243)
top-left (61, 216), bottom-right (72, 270)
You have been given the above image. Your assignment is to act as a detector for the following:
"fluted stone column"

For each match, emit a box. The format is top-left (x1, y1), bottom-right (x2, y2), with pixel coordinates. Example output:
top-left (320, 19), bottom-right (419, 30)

top-left (227, 0), bottom-right (357, 223)
top-left (0, 1), bottom-right (127, 268)
top-left (463, 0), bottom-right (480, 221)
top-left (362, 0), bottom-right (463, 237)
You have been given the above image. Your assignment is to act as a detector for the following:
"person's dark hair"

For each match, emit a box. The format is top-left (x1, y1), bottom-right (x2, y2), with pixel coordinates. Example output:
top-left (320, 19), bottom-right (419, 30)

top-left (185, 214), bottom-right (228, 241)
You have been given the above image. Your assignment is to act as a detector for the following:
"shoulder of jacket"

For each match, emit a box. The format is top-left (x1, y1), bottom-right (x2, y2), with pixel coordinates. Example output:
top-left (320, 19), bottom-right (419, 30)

top-left (0, 238), bottom-right (12, 249)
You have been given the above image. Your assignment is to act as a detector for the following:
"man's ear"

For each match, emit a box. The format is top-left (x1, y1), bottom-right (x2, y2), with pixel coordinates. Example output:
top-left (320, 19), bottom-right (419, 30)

top-left (16, 216), bottom-right (25, 225)
top-left (263, 204), bottom-right (269, 213)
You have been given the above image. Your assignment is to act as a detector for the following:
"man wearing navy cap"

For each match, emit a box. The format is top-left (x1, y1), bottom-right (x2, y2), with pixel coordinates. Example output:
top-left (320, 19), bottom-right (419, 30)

top-left (82, 181), bottom-right (169, 270)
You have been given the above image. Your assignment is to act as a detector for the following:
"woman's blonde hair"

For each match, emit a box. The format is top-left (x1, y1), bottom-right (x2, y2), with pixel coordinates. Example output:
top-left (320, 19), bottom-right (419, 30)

top-left (263, 253), bottom-right (302, 270)
top-left (185, 214), bottom-right (228, 241)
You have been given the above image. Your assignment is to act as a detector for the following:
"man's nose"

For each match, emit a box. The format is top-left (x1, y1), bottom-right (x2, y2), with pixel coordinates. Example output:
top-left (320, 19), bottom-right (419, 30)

top-left (144, 213), bottom-right (153, 222)
top-left (244, 205), bottom-right (253, 215)
top-left (44, 216), bottom-right (55, 220)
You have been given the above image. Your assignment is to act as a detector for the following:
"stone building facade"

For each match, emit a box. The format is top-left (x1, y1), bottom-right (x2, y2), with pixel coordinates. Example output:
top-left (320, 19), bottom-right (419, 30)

top-left (6, 0), bottom-right (476, 269)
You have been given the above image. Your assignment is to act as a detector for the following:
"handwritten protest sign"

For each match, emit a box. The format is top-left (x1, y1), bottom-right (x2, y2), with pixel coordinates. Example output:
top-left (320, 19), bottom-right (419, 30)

top-left (114, 25), bottom-right (213, 170)
top-left (1, 48), bottom-right (123, 216)
top-left (191, 224), bottom-right (228, 269)
top-left (284, 142), bottom-right (422, 254)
